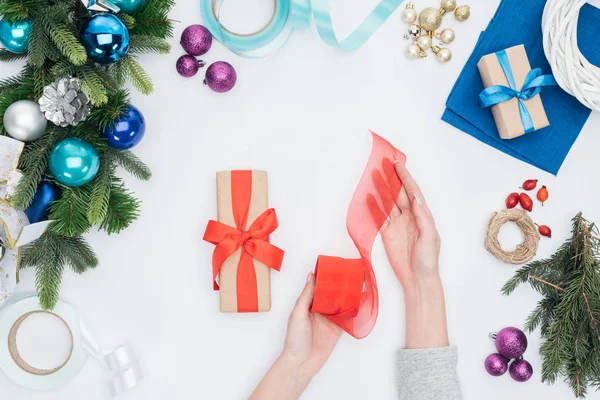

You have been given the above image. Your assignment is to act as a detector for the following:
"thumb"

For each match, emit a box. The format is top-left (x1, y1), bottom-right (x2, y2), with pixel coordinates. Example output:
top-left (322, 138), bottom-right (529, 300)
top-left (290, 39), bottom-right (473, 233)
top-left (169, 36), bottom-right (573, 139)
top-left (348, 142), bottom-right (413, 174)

top-left (294, 272), bottom-right (316, 312)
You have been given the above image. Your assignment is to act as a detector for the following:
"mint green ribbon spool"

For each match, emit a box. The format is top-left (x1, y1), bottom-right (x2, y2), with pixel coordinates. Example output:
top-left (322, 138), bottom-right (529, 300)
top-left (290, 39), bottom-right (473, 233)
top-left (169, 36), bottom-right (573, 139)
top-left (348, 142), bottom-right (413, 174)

top-left (200, 0), bottom-right (404, 57)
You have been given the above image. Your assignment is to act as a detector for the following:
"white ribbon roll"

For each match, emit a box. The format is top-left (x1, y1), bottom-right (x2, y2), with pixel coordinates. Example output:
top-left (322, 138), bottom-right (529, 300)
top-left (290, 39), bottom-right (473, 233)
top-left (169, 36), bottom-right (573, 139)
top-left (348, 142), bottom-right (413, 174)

top-left (0, 294), bottom-right (143, 396)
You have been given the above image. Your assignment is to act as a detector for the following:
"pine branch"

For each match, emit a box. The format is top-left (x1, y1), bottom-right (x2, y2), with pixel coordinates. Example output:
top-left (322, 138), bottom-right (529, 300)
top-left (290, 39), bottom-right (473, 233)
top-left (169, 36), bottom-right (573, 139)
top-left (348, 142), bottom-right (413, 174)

top-left (109, 148), bottom-right (152, 180)
top-left (11, 129), bottom-right (67, 209)
top-left (77, 65), bottom-right (109, 105)
top-left (99, 180), bottom-right (140, 234)
top-left (86, 89), bottom-right (129, 129)
top-left (87, 152), bottom-right (115, 224)
top-left (27, 19), bottom-right (50, 67)
top-left (48, 186), bottom-right (92, 237)
top-left (121, 55), bottom-right (154, 94)
top-left (129, 34), bottom-right (171, 54)
top-left (49, 23), bottom-right (87, 66)
top-left (504, 213), bottom-right (600, 398)
top-left (21, 231), bottom-right (98, 309)
top-left (0, 49), bottom-right (27, 62)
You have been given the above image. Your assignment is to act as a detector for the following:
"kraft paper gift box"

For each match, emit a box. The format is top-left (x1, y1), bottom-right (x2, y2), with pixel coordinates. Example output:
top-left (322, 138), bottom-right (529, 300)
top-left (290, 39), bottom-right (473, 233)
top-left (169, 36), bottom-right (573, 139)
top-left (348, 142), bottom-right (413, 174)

top-left (477, 44), bottom-right (550, 140)
top-left (204, 170), bottom-right (284, 313)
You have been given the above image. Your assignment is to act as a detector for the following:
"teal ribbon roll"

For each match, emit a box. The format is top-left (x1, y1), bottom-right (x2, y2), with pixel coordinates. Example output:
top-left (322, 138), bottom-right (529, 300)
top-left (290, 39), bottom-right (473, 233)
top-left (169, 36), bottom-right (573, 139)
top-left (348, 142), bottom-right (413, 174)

top-left (200, 0), bottom-right (403, 57)
top-left (479, 50), bottom-right (557, 134)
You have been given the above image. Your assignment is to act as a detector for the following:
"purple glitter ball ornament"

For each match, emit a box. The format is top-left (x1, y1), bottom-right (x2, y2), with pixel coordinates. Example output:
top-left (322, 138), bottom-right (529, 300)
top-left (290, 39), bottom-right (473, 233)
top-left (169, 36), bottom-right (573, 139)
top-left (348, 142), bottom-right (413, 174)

top-left (494, 327), bottom-right (528, 359)
top-left (509, 358), bottom-right (533, 382)
top-left (204, 61), bottom-right (237, 93)
top-left (180, 24), bottom-right (213, 56)
top-left (484, 353), bottom-right (509, 377)
top-left (176, 55), bottom-right (205, 78)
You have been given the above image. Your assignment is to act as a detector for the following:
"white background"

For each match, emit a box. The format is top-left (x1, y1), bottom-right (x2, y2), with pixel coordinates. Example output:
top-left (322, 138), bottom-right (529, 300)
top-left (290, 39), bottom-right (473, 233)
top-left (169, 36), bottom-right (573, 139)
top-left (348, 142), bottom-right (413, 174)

top-left (2, 0), bottom-right (600, 399)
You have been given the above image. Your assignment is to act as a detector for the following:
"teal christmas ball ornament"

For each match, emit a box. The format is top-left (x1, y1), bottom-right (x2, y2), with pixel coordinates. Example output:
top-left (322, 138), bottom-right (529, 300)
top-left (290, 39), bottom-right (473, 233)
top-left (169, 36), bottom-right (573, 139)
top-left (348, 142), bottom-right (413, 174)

top-left (49, 138), bottom-right (100, 187)
top-left (111, 0), bottom-right (146, 14)
top-left (103, 105), bottom-right (146, 149)
top-left (0, 18), bottom-right (32, 53)
top-left (80, 14), bottom-right (129, 64)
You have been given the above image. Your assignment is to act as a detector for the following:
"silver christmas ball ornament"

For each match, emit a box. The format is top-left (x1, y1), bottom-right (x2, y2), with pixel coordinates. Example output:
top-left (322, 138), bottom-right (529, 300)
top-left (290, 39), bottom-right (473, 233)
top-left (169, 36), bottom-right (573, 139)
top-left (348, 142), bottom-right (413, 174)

top-left (4, 100), bottom-right (47, 142)
top-left (406, 24), bottom-right (422, 40)
top-left (39, 77), bottom-right (91, 127)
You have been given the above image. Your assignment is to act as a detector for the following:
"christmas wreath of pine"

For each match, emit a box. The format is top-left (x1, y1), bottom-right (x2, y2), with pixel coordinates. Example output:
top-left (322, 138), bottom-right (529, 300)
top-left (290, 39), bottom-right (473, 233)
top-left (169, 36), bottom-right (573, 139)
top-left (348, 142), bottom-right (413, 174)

top-left (0, 0), bottom-right (174, 309)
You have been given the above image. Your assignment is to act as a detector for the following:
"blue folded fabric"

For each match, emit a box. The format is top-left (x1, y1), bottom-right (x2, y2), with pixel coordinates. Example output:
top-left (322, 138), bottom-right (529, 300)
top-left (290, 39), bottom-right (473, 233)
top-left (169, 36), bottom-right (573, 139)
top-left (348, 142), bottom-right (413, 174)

top-left (442, 0), bottom-right (600, 175)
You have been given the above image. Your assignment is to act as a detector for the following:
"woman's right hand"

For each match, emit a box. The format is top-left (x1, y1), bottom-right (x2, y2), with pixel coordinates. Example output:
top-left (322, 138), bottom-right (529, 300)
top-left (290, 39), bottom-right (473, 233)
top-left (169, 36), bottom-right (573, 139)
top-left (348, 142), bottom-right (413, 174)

top-left (380, 162), bottom-right (448, 349)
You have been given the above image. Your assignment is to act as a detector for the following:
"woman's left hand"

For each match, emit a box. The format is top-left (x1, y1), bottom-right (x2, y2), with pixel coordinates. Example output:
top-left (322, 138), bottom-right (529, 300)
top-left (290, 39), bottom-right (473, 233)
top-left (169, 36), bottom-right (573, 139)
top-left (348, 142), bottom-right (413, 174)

top-left (282, 272), bottom-right (343, 379)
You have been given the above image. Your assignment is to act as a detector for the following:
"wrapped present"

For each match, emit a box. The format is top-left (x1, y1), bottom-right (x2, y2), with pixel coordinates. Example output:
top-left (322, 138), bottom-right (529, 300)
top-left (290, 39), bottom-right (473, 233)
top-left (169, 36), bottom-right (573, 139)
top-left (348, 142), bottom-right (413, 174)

top-left (477, 44), bottom-right (556, 140)
top-left (0, 137), bottom-right (52, 304)
top-left (203, 170), bottom-right (284, 313)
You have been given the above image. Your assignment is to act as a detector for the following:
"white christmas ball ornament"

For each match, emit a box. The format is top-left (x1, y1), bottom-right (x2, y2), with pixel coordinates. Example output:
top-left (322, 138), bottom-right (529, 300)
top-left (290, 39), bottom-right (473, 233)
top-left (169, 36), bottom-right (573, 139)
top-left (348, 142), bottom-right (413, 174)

top-left (4, 100), bottom-right (47, 142)
top-left (417, 36), bottom-right (432, 50)
top-left (436, 47), bottom-right (452, 63)
top-left (402, 8), bottom-right (417, 24)
top-left (440, 28), bottom-right (455, 44)
top-left (405, 44), bottom-right (421, 59)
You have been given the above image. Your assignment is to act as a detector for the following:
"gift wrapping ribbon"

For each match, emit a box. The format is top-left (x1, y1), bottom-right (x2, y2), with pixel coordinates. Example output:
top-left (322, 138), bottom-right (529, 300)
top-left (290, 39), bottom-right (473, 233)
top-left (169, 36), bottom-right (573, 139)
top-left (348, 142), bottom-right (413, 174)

top-left (310, 132), bottom-right (406, 339)
top-left (200, 0), bottom-right (403, 57)
top-left (203, 170), bottom-right (284, 313)
top-left (0, 293), bottom-right (142, 396)
top-left (479, 50), bottom-right (557, 134)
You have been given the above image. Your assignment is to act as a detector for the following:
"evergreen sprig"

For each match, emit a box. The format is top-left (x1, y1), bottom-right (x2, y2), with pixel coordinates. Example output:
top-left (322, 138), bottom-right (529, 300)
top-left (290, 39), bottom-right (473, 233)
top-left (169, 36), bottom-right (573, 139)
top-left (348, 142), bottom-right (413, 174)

top-left (503, 213), bottom-right (600, 398)
top-left (0, 0), bottom-right (171, 309)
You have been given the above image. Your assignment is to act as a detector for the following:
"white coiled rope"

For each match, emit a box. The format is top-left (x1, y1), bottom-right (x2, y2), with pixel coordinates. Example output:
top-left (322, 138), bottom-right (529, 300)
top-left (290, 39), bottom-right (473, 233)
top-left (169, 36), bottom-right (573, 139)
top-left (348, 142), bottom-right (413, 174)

top-left (542, 0), bottom-right (600, 112)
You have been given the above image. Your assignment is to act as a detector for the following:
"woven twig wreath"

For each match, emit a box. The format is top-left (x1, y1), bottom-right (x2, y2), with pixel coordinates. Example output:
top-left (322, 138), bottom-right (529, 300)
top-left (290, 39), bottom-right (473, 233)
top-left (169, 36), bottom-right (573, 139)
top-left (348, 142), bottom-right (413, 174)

top-left (485, 209), bottom-right (540, 265)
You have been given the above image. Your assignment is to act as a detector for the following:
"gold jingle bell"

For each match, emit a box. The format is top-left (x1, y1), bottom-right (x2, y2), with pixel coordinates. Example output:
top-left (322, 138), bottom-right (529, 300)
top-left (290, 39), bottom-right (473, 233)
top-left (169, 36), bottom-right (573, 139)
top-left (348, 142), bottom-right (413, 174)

top-left (455, 5), bottom-right (470, 21)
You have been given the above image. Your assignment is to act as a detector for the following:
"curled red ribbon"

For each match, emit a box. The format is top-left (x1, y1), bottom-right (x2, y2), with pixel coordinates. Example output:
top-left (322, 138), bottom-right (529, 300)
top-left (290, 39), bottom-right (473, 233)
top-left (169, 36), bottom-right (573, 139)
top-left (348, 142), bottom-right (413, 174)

top-left (311, 132), bottom-right (406, 339)
top-left (204, 170), bottom-right (285, 313)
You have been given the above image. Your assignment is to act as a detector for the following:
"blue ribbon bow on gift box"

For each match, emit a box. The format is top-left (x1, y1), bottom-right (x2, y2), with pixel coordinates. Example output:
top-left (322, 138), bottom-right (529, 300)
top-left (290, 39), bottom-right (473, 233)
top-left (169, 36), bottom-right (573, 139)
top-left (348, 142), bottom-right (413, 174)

top-left (478, 50), bottom-right (557, 134)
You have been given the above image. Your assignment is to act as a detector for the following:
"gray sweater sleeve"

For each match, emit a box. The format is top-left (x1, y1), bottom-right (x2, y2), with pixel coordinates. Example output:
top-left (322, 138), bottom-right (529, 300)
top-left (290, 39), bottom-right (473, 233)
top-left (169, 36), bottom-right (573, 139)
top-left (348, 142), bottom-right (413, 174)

top-left (396, 346), bottom-right (463, 400)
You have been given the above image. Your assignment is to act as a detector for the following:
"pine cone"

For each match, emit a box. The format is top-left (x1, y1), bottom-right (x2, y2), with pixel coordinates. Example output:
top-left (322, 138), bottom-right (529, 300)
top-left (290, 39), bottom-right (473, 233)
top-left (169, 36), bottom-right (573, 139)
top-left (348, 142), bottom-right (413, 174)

top-left (38, 77), bottom-right (91, 127)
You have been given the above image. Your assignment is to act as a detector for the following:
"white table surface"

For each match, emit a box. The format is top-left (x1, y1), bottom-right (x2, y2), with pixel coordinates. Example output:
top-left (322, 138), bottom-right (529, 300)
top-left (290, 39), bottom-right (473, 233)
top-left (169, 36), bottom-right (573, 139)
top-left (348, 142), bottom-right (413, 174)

top-left (3, 0), bottom-right (600, 399)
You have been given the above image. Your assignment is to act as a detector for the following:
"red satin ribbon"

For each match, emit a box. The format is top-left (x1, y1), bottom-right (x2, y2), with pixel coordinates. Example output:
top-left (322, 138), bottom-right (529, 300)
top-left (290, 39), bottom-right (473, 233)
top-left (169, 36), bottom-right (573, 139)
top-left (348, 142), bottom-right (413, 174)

top-left (204, 170), bottom-right (284, 313)
top-left (311, 132), bottom-right (406, 339)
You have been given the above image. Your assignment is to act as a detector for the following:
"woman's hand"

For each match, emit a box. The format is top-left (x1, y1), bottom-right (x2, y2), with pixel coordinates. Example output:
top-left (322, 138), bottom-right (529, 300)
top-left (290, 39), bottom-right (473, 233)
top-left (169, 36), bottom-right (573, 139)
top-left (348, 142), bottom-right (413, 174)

top-left (380, 162), bottom-right (441, 290)
top-left (250, 273), bottom-right (342, 400)
top-left (381, 162), bottom-right (448, 349)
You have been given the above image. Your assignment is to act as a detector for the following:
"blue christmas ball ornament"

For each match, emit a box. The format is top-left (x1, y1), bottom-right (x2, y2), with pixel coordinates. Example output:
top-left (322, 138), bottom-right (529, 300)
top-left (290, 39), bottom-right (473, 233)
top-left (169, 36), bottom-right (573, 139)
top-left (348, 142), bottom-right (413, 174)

top-left (49, 138), bottom-right (100, 187)
top-left (25, 180), bottom-right (61, 223)
top-left (0, 19), bottom-right (32, 54)
top-left (103, 105), bottom-right (146, 149)
top-left (80, 14), bottom-right (129, 64)
top-left (111, 0), bottom-right (146, 14)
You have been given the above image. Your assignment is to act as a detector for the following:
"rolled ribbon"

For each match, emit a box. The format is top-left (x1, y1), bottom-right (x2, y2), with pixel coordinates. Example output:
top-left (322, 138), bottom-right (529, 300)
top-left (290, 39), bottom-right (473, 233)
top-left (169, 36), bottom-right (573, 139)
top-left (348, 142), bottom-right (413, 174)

top-left (479, 50), bottom-right (557, 134)
top-left (200, 0), bottom-right (403, 57)
top-left (0, 294), bottom-right (142, 396)
top-left (203, 170), bottom-right (285, 313)
top-left (311, 132), bottom-right (406, 339)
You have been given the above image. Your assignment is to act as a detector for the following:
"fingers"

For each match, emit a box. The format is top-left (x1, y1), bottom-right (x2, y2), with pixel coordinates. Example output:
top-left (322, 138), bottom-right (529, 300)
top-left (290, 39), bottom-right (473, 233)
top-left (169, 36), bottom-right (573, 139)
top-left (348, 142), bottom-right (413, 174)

top-left (294, 272), bottom-right (316, 313)
top-left (372, 169), bottom-right (401, 218)
top-left (394, 162), bottom-right (438, 239)
top-left (367, 193), bottom-right (389, 230)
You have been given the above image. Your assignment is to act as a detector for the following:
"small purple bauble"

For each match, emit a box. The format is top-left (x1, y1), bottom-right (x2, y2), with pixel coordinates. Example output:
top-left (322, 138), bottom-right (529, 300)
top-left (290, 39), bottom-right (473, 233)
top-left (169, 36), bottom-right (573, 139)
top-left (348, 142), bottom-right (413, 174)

top-left (509, 359), bottom-right (533, 382)
top-left (484, 353), bottom-right (509, 377)
top-left (176, 55), bottom-right (203, 78)
top-left (180, 24), bottom-right (212, 56)
top-left (204, 61), bottom-right (237, 93)
top-left (495, 327), bottom-right (528, 359)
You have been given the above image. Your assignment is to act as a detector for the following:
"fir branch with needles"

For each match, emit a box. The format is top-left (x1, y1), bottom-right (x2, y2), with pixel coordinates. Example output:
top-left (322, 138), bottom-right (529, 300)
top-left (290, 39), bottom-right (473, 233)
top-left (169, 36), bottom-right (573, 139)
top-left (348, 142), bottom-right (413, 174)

top-left (0, 0), bottom-right (170, 309)
top-left (503, 213), bottom-right (600, 398)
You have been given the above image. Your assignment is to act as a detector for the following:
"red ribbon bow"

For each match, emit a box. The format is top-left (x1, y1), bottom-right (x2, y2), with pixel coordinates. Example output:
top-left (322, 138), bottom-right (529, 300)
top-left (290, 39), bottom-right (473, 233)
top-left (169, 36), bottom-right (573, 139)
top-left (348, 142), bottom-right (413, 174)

top-left (203, 171), bottom-right (284, 313)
